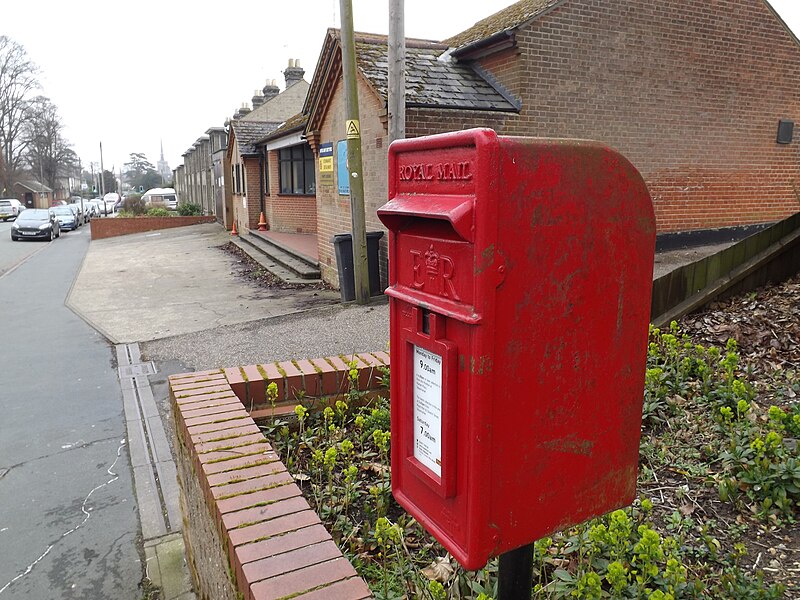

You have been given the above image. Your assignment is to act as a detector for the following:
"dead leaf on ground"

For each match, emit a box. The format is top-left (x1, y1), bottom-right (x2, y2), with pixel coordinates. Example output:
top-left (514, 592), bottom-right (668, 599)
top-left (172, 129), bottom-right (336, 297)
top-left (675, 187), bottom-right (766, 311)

top-left (421, 556), bottom-right (455, 582)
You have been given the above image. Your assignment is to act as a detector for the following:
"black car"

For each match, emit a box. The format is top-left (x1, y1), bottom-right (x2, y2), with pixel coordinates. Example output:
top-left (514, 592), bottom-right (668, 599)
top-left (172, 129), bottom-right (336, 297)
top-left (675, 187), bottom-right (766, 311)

top-left (10, 209), bottom-right (61, 241)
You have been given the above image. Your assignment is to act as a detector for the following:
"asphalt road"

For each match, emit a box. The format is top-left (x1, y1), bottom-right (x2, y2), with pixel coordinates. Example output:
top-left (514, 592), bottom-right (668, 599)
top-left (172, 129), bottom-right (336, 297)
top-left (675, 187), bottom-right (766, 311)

top-left (0, 224), bottom-right (142, 598)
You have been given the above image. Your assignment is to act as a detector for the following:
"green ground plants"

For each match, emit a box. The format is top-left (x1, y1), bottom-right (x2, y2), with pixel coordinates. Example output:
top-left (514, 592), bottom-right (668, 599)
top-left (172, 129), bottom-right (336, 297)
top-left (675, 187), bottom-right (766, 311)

top-left (177, 202), bottom-right (202, 216)
top-left (266, 320), bottom-right (796, 598)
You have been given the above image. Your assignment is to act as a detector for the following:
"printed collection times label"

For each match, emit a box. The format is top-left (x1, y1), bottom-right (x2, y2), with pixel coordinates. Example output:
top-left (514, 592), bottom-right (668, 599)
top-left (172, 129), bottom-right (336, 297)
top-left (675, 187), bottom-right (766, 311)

top-left (413, 345), bottom-right (443, 477)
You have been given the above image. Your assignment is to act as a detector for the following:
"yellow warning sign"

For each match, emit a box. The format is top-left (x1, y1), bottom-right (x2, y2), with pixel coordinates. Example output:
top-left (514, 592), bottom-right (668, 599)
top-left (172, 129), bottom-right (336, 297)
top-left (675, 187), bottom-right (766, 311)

top-left (346, 119), bottom-right (360, 139)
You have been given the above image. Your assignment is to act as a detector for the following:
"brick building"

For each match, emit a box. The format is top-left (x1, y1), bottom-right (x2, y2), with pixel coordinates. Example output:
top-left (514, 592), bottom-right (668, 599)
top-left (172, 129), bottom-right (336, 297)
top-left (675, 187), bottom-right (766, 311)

top-left (14, 180), bottom-right (52, 209)
top-left (225, 60), bottom-right (310, 232)
top-left (254, 113), bottom-right (318, 235)
top-left (302, 0), bottom-right (800, 288)
top-left (206, 127), bottom-right (228, 225)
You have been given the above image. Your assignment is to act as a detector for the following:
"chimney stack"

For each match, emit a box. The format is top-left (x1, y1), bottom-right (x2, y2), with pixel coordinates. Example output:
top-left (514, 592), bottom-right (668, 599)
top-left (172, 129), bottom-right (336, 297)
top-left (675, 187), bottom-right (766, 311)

top-left (252, 89), bottom-right (265, 109)
top-left (233, 102), bottom-right (251, 120)
top-left (262, 78), bottom-right (280, 102)
top-left (283, 58), bottom-right (305, 88)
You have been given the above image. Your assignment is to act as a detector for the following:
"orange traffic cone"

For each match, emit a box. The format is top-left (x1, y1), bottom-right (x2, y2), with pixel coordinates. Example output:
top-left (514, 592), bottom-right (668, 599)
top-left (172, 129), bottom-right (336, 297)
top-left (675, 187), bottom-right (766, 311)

top-left (231, 220), bottom-right (238, 236)
top-left (257, 212), bottom-right (267, 231)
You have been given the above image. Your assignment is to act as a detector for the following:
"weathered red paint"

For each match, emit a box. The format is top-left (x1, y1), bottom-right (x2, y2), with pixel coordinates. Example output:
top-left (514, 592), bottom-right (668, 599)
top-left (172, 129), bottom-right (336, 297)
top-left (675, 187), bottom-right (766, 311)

top-left (377, 128), bottom-right (656, 570)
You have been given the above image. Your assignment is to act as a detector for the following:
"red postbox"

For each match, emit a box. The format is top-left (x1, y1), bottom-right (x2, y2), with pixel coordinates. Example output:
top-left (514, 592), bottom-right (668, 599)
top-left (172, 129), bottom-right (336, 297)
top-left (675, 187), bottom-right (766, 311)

top-left (377, 128), bottom-right (655, 570)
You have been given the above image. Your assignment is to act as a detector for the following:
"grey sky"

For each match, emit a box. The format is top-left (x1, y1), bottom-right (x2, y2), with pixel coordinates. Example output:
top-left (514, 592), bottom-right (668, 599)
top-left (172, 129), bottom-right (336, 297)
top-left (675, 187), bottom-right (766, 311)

top-left (3, 0), bottom-right (799, 175)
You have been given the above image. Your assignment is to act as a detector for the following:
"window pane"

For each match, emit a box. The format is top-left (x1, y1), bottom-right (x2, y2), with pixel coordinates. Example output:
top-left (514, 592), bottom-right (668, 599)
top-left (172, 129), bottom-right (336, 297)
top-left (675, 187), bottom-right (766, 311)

top-left (304, 157), bottom-right (316, 194)
top-left (279, 148), bottom-right (290, 161)
top-left (280, 161), bottom-right (292, 194)
top-left (292, 161), bottom-right (303, 194)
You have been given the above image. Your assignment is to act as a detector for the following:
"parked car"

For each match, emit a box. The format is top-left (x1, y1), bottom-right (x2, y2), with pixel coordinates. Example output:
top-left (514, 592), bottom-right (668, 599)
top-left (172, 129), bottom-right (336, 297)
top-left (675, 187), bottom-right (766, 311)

top-left (142, 188), bottom-right (178, 210)
top-left (10, 208), bottom-right (60, 241)
top-left (0, 198), bottom-right (24, 220)
top-left (51, 206), bottom-right (78, 231)
top-left (67, 202), bottom-right (83, 226)
top-left (85, 199), bottom-right (101, 218)
top-left (69, 198), bottom-right (90, 224)
top-left (94, 196), bottom-right (113, 216)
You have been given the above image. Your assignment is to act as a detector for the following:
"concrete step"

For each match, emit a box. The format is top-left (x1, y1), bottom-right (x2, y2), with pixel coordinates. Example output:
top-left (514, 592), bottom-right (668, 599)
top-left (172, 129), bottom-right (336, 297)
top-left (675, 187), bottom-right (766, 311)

top-left (230, 236), bottom-right (323, 286)
top-left (240, 233), bottom-right (320, 280)
top-left (250, 231), bottom-right (319, 269)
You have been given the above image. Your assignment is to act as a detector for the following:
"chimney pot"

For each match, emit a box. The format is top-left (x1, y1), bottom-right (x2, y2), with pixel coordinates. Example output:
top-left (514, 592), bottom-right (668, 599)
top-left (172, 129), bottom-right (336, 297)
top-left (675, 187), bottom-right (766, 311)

top-left (252, 90), bottom-right (265, 108)
top-left (262, 78), bottom-right (280, 101)
top-left (283, 59), bottom-right (305, 89)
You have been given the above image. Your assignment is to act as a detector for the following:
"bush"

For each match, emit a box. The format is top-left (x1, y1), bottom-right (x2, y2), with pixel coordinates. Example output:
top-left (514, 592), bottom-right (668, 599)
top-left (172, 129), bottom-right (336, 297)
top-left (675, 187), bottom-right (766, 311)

top-left (146, 207), bottom-right (170, 217)
top-left (177, 202), bottom-right (202, 216)
top-left (121, 194), bottom-right (146, 215)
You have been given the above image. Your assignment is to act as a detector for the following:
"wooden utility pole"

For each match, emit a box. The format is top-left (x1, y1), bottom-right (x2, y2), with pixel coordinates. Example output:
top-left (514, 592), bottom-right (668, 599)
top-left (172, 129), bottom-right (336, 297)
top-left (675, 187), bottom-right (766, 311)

top-left (388, 0), bottom-right (406, 143)
top-left (339, 0), bottom-right (370, 304)
top-left (99, 141), bottom-right (105, 196)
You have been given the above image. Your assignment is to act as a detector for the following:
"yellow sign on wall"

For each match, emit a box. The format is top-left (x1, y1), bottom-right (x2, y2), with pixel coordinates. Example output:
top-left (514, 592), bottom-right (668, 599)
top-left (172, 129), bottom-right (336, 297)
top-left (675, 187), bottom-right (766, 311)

top-left (319, 142), bottom-right (334, 186)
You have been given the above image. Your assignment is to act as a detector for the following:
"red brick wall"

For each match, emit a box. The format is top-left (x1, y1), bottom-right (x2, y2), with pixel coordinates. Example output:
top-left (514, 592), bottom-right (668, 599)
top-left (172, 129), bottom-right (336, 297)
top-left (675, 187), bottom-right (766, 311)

top-left (264, 149), bottom-right (318, 234)
top-left (315, 84), bottom-right (390, 288)
top-left (90, 216), bottom-right (217, 240)
top-left (169, 369), bottom-right (374, 600)
top-left (405, 107), bottom-right (511, 139)
top-left (467, 0), bottom-right (800, 232)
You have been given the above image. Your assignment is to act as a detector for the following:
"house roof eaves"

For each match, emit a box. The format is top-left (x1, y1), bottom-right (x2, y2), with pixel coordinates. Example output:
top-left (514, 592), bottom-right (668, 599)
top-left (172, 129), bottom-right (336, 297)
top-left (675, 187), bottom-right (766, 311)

top-left (444, 0), bottom-right (565, 55)
top-left (406, 102), bottom-right (519, 113)
top-left (255, 122), bottom-right (306, 146)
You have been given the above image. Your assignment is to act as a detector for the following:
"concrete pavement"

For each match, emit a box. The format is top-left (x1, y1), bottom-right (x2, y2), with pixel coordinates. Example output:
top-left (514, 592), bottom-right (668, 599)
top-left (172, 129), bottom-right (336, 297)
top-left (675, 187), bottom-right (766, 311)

top-left (67, 223), bottom-right (340, 344)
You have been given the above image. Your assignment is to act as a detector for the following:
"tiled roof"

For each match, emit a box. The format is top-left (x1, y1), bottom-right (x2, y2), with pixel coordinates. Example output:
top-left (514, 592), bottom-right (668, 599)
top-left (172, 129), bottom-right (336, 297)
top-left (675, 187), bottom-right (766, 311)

top-left (230, 120), bottom-right (281, 156)
top-left (256, 113), bottom-right (309, 145)
top-left (16, 180), bottom-right (52, 193)
top-left (355, 33), bottom-right (516, 112)
top-left (442, 0), bottom-right (562, 51)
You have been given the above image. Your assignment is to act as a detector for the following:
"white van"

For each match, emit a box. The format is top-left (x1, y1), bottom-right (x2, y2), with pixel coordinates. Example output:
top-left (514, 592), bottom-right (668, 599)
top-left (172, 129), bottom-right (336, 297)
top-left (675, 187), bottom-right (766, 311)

top-left (142, 188), bottom-right (178, 210)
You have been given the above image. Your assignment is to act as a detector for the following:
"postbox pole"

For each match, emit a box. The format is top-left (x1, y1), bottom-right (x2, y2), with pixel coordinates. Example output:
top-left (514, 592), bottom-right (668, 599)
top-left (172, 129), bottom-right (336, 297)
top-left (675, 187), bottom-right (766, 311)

top-left (339, 0), bottom-right (370, 304)
top-left (497, 543), bottom-right (535, 600)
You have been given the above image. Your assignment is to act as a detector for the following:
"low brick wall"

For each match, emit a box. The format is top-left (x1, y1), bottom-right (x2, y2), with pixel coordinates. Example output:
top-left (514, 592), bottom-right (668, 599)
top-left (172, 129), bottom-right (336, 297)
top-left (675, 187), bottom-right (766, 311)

top-left (169, 354), bottom-right (387, 600)
top-left (222, 352), bottom-right (390, 419)
top-left (90, 215), bottom-right (217, 240)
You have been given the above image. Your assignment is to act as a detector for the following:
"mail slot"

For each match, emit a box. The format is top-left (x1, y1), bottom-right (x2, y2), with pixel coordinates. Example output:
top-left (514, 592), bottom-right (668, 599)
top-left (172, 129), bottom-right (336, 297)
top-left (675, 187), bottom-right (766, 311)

top-left (377, 128), bottom-right (656, 570)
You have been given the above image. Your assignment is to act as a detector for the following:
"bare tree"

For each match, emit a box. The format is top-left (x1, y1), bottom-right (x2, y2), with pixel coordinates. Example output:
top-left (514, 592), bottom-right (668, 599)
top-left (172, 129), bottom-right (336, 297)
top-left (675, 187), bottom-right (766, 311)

top-left (25, 96), bottom-right (76, 194)
top-left (0, 36), bottom-right (39, 195)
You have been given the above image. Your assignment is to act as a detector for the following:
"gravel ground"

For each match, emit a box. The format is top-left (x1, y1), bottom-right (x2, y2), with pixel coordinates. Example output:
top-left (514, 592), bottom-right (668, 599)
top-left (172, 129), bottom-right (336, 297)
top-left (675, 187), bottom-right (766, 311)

top-left (141, 300), bottom-right (390, 372)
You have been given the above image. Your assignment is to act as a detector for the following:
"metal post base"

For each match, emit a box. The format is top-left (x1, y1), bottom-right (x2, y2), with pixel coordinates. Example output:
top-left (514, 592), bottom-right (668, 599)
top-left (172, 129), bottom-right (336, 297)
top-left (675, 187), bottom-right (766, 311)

top-left (497, 543), bottom-right (535, 600)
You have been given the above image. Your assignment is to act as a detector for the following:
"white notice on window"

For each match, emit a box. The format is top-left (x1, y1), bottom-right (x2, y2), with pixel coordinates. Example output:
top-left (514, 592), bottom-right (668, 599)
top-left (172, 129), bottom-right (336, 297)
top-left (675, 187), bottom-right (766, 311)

top-left (413, 345), bottom-right (443, 477)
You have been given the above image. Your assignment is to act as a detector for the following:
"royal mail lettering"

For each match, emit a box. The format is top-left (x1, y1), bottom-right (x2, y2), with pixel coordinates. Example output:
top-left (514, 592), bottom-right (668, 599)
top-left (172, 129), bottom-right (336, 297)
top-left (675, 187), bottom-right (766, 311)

top-left (399, 161), bottom-right (473, 182)
top-left (436, 161), bottom-right (472, 181)
top-left (399, 164), bottom-right (435, 181)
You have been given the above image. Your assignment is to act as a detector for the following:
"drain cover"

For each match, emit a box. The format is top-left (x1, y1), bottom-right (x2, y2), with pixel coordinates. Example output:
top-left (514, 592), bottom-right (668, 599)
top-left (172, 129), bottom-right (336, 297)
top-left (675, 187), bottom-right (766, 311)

top-left (119, 362), bottom-right (156, 378)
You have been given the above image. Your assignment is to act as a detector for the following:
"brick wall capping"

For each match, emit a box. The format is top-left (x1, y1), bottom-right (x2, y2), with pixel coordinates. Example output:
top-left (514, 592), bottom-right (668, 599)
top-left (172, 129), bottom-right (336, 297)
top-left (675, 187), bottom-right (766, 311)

top-left (170, 350), bottom-right (389, 599)
top-left (90, 216), bottom-right (217, 240)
